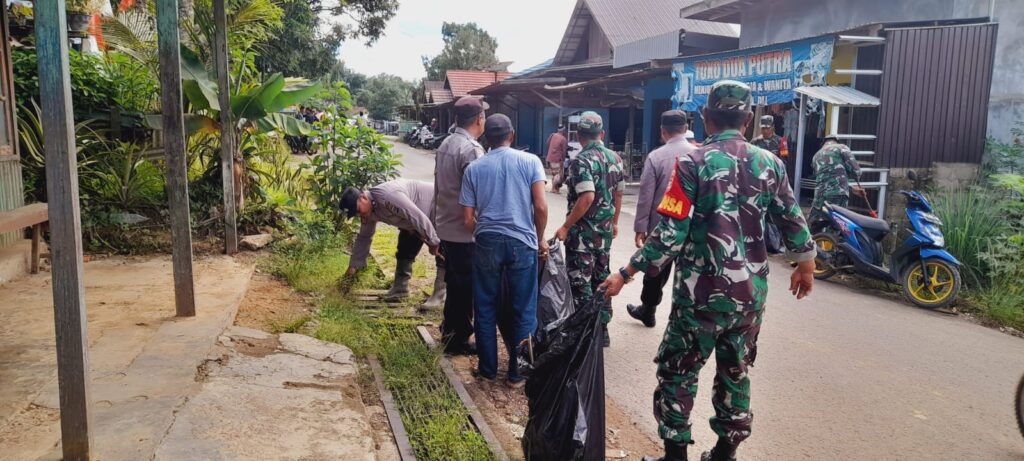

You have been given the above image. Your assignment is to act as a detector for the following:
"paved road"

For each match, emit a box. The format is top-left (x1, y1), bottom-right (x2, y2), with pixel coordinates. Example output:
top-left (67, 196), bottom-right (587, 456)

top-left (390, 140), bottom-right (1024, 460)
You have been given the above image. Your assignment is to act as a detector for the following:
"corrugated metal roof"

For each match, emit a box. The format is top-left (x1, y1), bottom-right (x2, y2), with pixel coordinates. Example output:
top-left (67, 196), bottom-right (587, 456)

top-left (795, 86), bottom-right (880, 107)
top-left (445, 71), bottom-right (512, 98)
top-left (585, 0), bottom-right (739, 47)
top-left (511, 59), bottom-right (555, 79)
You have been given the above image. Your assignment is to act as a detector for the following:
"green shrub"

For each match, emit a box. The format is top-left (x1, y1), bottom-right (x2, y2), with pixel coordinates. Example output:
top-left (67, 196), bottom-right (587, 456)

top-left (305, 121), bottom-right (399, 223)
top-left (931, 187), bottom-right (1009, 287)
top-left (89, 141), bottom-right (165, 210)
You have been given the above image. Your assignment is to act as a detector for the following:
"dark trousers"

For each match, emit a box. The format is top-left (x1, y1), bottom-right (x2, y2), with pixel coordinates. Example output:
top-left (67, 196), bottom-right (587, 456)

top-left (396, 229), bottom-right (423, 260)
top-left (640, 260), bottom-right (674, 308)
top-left (440, 241), bottom-right (474, 348)
top-left (473, 233), bottom-right (538, 380)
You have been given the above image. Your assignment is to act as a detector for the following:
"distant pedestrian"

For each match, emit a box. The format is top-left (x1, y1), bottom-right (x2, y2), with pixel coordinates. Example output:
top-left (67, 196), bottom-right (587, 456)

top-left (460, 114), bottom-right (549, 388)
top-left (625, 110), bottom-right (695, 328)
top-left (809, 135), bottom-right (862, 225)
top-left (341, 180), bottom-right (443, 304)
top-left (600, 80), bottom-right (816, 461)
top-left (546, 125), bottom-right (569, 193)
top-left (554, 111), bottom-right (624, 347)
top-left (432, 97), bottom-right (488, 355)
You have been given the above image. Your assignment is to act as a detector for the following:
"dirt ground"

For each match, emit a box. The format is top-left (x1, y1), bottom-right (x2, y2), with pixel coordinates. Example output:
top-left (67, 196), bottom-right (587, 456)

top-left (427, 326), bottom-right (662, 460)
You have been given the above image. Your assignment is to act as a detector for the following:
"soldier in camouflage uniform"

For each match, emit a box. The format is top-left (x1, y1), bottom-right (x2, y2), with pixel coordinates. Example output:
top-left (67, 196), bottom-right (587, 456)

top-left (554, 111), bottom-right (624, 347)
top-left (809, 136), bottom-right (862, 224)
top-left (750, 115), bottom-right (785, 159)
top-left (600, 81), bottom-right (817, 461)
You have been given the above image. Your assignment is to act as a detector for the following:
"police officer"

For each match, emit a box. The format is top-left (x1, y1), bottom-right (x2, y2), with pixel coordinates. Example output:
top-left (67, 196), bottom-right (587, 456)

top-left (809, 135), bottom-right (862, 225)
top-left (554, 111), bottom-right (624, 347)
top-left (626, 110), bottom-right (695, 328)
top-left (432, 97), bottom-right (487, 354)
top-left (342, 179), bottom-right (442, 303)
top-left (600, 81), bottom-right (817, 461)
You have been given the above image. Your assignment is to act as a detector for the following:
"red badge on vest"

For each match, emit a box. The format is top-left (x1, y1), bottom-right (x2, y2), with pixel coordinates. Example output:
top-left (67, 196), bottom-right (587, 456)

top-left (656, 168), bottom-right (693, 220)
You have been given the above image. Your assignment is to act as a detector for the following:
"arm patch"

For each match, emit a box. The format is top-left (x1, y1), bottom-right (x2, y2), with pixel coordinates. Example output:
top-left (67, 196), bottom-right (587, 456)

top-left (656, 168), bottom-right (693, 220)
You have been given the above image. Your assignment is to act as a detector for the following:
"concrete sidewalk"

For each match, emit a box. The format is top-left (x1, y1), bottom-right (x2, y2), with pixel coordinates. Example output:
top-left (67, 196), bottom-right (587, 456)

top-left (0, 255), bottom-right (255, 460)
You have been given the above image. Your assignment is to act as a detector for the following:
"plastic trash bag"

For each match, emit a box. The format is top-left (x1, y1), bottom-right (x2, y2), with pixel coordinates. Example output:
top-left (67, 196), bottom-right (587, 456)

top-left (765, 216), bottom-right (784, 255)
top-left (536, 239), bottom-right (574, 338)
top-left (519, 291), bottom-right (606, 461)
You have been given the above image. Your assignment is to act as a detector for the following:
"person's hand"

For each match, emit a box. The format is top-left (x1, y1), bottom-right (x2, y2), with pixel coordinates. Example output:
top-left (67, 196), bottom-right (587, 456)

top-left (851, 186), bottom-right (867, 197)
top-left (634, 232), bottom-right (647, 249)
top-left (598, 273), bottom-right (626, 299)
top-left (554, 225), bottom-right (569, 242)
top-left (612, 223), bottom-right (619, 238)
top-left (538, 240), bottom-right (550, 261)
top-left (428, 244), bottom-right (440, 257)
top-left (345, 267), bottom-right (359, 277)
top-left (790, 260), bottom-right (815, 299)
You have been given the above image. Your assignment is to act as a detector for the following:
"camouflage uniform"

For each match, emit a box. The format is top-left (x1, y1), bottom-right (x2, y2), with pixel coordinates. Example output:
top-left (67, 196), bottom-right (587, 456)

top-left (626, 81), bottom-right (816, 446)
top-left (809, 141), bottom-right (861, 223)
top-left (565, 112), bottom-right (625, 315)
top-left (751, 134), bottom-right (782, 157)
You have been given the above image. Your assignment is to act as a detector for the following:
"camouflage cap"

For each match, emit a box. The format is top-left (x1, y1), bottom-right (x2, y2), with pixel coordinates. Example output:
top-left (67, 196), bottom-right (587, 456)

top-left (577, 111), bottom-right (604, 134)
top-left (760, 115), bottom-right (774, 127)
top-left (707, 80), bottom-right (753, 111)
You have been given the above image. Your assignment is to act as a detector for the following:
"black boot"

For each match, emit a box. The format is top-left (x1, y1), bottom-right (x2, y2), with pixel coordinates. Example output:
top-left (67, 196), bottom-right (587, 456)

top-left (700, 439), bottom-right (737, 461)
top-left (626, 303), bottom-right (657, 328)
top-left (642, 440), bottom-right (688, 461)
top-left (601, 329), bottom-right (610, 348)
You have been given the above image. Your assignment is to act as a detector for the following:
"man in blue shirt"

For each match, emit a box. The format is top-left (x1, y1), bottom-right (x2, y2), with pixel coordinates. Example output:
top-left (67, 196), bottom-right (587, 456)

top-left (459, 114), bottom-right (549, 387)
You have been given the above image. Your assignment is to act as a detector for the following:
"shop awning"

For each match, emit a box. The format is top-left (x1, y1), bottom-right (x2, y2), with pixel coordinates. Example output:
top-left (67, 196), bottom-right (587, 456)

top-left (795, 86), bottom-right (880, 107)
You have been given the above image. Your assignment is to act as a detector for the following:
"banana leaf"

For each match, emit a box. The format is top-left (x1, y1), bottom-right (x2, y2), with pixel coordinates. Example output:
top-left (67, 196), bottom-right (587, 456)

top-left (231, 73), bottom-right (285, 120)
top-left (254, 112), bottom-right (313, 137)
top-left (180, 46), bottom-right (220, 111)
top-left (267, 80), bottom-right (322, 112)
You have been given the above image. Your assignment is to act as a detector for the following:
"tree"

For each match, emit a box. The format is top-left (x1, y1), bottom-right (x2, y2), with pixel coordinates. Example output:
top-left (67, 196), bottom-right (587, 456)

top-left (422, 22), bottom-right (499, 81)
top-left (329, 61), bottom-right (368, 94)
top-left (356, 74), bottom-right (414, 120)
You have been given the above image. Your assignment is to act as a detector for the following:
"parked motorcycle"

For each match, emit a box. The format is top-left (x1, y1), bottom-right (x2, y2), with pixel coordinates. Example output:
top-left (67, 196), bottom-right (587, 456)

top-left (427, 132), bottom-right (450, 150)
top-left (403, 124), bottom-right (422, 145)
top-left (812, 170), bottom-right (961, 309)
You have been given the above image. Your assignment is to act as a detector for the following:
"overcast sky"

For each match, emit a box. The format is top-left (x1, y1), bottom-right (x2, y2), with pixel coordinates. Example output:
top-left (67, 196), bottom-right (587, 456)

top-left (336, 0), bottom-right (577, 81)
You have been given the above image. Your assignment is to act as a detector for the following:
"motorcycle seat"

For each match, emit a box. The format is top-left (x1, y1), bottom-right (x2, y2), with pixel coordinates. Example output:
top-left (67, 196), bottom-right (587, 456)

top-left (828, 204), bottom-right (891, 234)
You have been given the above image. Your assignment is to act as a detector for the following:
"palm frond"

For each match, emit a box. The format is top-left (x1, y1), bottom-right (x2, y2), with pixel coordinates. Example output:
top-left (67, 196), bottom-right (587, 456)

top-left (101, 10), bottom-right (157, 65)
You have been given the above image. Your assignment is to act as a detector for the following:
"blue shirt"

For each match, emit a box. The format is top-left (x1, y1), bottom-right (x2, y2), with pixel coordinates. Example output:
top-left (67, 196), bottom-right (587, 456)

top-left (459, 146), bottom-right (546, 249)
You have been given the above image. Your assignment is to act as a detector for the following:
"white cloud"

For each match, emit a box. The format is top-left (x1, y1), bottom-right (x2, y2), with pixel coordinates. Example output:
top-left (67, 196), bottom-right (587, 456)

top-left (335, 0), bottom-right (576, 80)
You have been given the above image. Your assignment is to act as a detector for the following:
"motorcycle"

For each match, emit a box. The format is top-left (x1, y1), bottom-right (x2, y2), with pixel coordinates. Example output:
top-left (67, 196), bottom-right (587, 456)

top-left (403, 124), bottom-right (422, 145)
top-left (812, 170), bottom-right (962, 309)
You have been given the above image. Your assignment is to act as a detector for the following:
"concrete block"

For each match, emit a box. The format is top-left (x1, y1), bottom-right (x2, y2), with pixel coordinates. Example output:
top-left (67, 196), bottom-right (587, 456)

top-left (278, 333), bottom-right (354, 364)
top-left (0, 240), bottom-right (31, 284)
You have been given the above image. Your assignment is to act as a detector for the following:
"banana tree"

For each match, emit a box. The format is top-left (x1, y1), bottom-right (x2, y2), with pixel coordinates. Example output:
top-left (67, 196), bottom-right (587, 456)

top-left (148, 45), bottom-right (320, 210)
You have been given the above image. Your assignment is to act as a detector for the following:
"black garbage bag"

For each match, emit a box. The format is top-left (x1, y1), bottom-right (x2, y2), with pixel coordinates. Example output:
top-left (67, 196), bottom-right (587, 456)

top-left (536, 239), bottom-right (574, 339)
top-left (519, 293), bottom-right (606, 461)
top-left (765, 216), bottom-right (784, 255)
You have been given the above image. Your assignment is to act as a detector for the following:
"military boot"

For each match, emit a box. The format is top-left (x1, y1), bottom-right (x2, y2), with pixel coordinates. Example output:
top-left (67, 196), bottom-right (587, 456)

top-left (419, 266), bottom-right (447, 310)
top-left (700, 439), bottom-right (738, 461)
top-left (641, 440), bottom-right (688, 461)
top-left (626, 303), bottom-right (657, 328)
top-left (381, 259), bottom-right (414, 303)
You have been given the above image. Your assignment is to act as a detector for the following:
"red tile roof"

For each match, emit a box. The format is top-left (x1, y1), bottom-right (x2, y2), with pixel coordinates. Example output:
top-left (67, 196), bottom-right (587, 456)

top-left (445, 70), bottom-right (512, 98)
top-left (424, 80), bottom-right (454, 104)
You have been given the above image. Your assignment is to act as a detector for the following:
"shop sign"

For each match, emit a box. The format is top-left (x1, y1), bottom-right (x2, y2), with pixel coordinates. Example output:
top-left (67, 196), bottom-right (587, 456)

top-left (672, 37), bottom-right (835, 111)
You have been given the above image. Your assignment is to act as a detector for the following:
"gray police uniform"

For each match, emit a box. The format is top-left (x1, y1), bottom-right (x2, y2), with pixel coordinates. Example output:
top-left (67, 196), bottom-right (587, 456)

top-left (350, 179), bottom-right (440, 269)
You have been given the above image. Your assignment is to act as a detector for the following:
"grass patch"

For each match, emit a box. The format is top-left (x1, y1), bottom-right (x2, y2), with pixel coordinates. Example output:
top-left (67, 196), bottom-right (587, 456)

top-left (969, 288), bottom-right (1024, 331)
top-left (267, 220), bottom-right (493, 460)
top-left (269, 314), bottom-right (312, 334)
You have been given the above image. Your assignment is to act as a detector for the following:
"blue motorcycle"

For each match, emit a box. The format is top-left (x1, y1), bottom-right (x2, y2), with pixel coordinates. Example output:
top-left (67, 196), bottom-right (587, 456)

top-left (811, 171), bottom-right (962, 309)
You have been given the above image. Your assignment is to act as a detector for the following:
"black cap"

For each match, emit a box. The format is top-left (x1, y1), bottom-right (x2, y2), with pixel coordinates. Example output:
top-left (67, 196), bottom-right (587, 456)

top-left (485, 114), bottom-right (513, 139)
top-left (454, 97), bottom-right (489, 123)
top-left (661, 109), bottom-right (688, 128)
top-left (339, 187), bottom-right (363, 218)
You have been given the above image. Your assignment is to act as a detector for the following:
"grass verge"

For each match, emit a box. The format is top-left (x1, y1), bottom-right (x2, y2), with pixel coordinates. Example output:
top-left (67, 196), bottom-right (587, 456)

top-left (266, 223), bottom-right (494, 460)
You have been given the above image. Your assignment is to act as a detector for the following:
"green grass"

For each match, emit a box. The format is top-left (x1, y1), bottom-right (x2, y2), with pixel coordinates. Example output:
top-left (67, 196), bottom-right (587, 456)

top-left (269, 314), bottom-right (312, 334)
top-left (266, 221), bottom-right (494, 460)
top-left (931, 187), bottom-right (1010, 288)
top-left (971, 286), bottom-right (1024, 331)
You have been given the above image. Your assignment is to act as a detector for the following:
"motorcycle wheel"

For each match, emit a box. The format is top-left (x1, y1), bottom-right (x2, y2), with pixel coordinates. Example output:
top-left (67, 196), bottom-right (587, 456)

top-left (812, 233), bottom-right (838, 280)
top-left (1017, 374), bottom-right (1024, 438)
top-left (901, 258), bottom-right (961, 309)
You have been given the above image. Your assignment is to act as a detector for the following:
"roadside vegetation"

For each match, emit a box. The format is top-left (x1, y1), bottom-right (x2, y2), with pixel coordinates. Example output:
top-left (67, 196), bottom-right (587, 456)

top-left (932, 123), bottom-right (1024, 330)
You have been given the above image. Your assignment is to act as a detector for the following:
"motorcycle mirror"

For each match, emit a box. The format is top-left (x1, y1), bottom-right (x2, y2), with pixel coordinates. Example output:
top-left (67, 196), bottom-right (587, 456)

top-left (907, 170), bottom-right (918, 181)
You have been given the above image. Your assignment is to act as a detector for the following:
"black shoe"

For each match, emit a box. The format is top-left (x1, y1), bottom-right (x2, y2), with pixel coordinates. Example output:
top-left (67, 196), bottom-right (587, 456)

top-left (700, 439), bottom-right (737, 461)
top-left (642, 440), bottom-right (688, 461)
top-left (700, 452), bottom-right (736, 461)
top-left (601, 329), bottom-right (610, 348)
top-left (443, 342), bottom-right (477, 356)
top-left (627, 303), bottom-right (657, 328)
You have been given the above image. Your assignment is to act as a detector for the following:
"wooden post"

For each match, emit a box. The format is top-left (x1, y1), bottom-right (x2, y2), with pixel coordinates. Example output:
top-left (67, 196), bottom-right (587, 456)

top-left (34, 0), bottom-right (94, 457)
top-left (213, 0), bottom-right (237, 255)
top-left (794, 93), bottom-right (807, 203)
top-left (155, 0), bottom-right (197, 316)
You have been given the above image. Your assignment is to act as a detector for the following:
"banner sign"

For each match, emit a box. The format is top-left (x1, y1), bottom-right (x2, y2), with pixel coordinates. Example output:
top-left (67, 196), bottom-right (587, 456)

top-left (672, 37), bottom-right (835, 111)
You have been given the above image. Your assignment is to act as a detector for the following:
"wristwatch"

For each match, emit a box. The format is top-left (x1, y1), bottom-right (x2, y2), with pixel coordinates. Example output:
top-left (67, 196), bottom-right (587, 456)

top-left (618, 267), bottom-right (634, 283)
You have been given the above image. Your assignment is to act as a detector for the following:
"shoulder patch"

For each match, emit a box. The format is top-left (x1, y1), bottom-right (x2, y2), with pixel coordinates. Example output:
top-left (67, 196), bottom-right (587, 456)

top-left (656, 167), bottom-right (693, 220)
